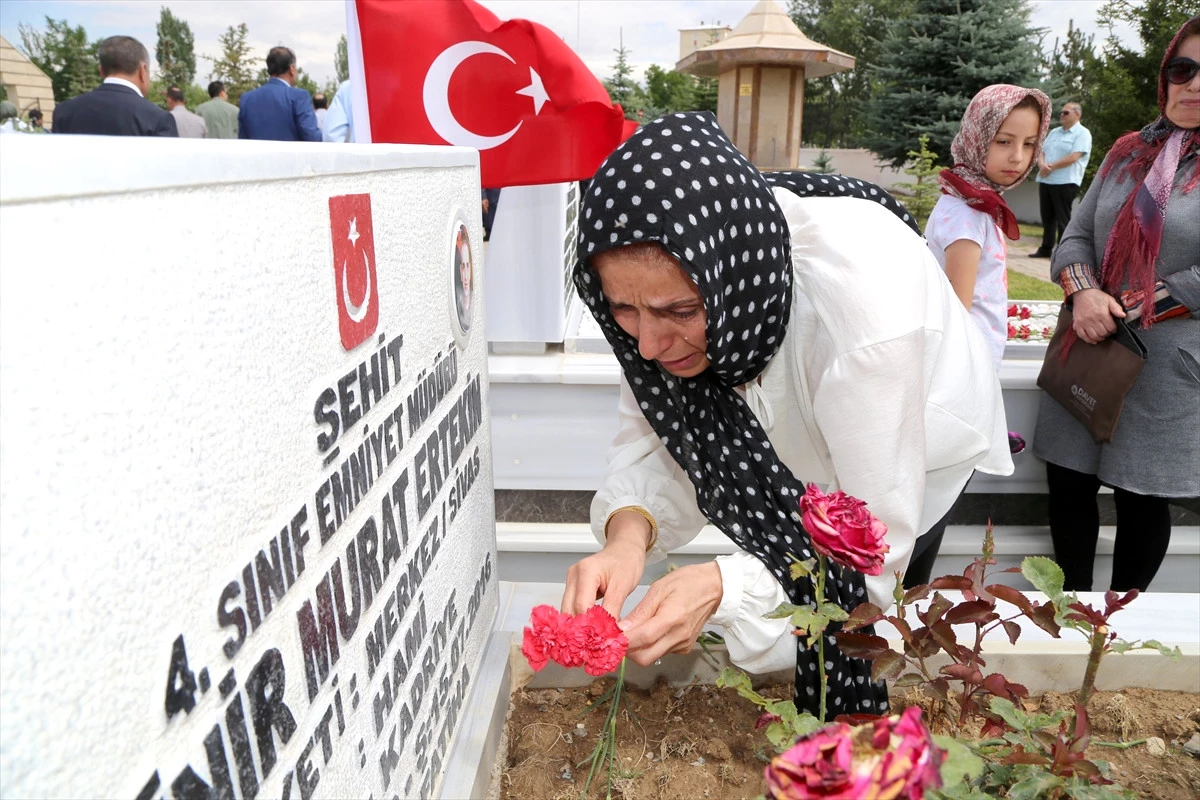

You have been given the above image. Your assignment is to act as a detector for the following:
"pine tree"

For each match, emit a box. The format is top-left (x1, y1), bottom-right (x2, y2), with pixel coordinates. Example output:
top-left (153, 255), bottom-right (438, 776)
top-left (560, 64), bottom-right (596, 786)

top-left (605, 33), bottom-right (638, 110)
top-left (155, 6), bottom-right (196, 89)
top-left (335, 34), bottom-right (349, 84)
top-left (18, 18), bottom-right (100, 102)
top-left (864, 0), bottom-right (1041, 167)
top-left (205, 23), bottom-right (257, 104)
top-left (1041, 20), bottom-right (1094, 107)
top-left (789, 0), bottom-right (913, 148)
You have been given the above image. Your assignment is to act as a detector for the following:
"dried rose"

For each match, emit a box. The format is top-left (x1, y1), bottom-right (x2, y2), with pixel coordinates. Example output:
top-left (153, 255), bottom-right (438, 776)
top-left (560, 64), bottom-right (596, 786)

top-left (576, 606), bottom-right (628, 676)
top-left (799, 484), bottom-right (889, 576)
top-left (765, 707), bottom-right (943, 799)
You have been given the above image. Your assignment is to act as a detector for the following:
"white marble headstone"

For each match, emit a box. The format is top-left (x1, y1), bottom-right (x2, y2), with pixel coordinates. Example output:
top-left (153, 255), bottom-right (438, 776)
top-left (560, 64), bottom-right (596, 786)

top-left (0, 136), bottom-right (498, 799)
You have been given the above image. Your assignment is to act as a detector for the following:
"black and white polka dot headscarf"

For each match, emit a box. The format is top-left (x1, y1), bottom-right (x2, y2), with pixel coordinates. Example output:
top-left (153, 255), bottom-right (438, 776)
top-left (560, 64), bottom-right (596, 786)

top-left (575, 112), bottom-right (919, 719)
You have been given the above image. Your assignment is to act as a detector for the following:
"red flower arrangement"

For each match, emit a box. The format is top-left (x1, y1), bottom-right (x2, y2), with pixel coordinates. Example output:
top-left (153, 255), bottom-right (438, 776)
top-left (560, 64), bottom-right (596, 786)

top-left (521, 605), bottom-right (628, 676)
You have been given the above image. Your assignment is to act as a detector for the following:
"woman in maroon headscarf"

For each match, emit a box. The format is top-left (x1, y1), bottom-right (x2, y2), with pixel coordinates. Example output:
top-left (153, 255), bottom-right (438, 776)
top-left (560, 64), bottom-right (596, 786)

top-left (1034, 15), bottom-right (1200, 592)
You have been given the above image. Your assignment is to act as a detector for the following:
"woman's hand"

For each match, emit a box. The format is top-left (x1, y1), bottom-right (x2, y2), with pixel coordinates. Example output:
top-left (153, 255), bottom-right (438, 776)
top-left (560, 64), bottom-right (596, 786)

top-left (1071, 287), bottom-right (1126, 344)
top-left (619, 562), bottom-right (724, 666)
top-left (562, 511), bottom-right (652, 618)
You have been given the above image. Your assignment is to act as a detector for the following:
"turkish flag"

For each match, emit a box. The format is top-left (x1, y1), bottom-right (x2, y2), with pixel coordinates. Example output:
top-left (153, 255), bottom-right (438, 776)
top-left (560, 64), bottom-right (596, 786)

top-left (351, 0), bottom-right (637, 187)
top-left (329, 193), bottom-right (379, 351)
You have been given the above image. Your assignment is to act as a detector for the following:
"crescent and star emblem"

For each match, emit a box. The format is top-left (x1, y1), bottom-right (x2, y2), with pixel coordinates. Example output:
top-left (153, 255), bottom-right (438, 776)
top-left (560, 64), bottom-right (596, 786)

top-left (422, 41), bottom-right (550, 149)
top-left (341, 216), bottom-right (372, 323)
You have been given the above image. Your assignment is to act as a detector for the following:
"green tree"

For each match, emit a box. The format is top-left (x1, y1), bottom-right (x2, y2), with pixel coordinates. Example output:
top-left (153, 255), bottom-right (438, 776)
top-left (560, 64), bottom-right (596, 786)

top-left (17, 18), bottom-right (100, 102)
top-left (205, 23), bottom-right (256, 104)
top-left (155, 6), bottom-right (195, 88)
top-left (643, 65), bottom-right (694, 113)
top-left (788, 0), bottom-right (913, 148)
top-left (892, 134), bottom-right (941, 229)
top-left (1040, 19), bottom-right (1094, 107)
top-left (603, 37), bottom-right (641, 115)
top-left (864, 0), bottom-right (1041, 167)
top-left (335, 34), bottom-right (349, 84)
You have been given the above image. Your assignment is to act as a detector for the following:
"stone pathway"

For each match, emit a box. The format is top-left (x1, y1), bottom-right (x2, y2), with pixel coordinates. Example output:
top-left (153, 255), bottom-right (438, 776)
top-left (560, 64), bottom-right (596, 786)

top-left (1009, 238), bottom-right (1056, 282)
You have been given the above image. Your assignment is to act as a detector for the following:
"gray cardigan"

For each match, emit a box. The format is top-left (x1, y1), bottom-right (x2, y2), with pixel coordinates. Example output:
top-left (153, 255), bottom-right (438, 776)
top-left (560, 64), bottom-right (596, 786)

top-left (1033, 146), bottom-right (1200, 498)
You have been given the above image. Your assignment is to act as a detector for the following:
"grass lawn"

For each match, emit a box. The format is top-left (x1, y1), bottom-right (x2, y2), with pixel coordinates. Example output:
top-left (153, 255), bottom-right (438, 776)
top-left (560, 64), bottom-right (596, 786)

top-left (1018, 222), bottom-right (1044, 241)
top-left (1008, 269), bottom-right (1063, 301)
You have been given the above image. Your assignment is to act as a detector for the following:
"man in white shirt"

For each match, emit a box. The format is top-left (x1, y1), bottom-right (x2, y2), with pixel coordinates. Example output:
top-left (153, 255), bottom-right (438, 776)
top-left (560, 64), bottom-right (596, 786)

top-left (323, 80), bottom-right (353, 143)
top-left (166, 86), bottom-right (207, 138)
top-left (1033, 103), bottom-right (1092, 257)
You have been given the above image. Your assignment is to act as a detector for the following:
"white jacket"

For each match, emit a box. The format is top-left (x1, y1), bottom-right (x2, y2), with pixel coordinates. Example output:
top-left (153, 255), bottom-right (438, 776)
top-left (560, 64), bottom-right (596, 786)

top-left (591, 190), bottom-right (1013, 673)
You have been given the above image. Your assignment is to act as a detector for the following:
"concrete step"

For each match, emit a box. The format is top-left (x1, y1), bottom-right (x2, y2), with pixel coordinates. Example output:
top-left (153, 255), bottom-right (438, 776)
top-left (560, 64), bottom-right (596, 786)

top-left (495, 522), bottom-right (1200, 594)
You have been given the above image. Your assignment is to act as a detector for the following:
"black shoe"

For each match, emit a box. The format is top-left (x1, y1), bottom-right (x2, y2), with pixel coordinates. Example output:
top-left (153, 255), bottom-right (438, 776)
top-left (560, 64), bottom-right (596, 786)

top-left (1029, 250), bottom-right (1052, 258)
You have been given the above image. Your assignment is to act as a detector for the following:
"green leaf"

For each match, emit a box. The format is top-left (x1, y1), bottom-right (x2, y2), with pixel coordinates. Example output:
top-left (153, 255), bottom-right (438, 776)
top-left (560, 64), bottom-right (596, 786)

top-left (789, 557), bottom-right (817, 580)
top-left (765, 602), bottom-right (805, 620)
top-left (765, 722), bottom-right (794, 751)
top-left (933, 734), bottom-right (985, 785)
top-left (1062, 779), bottom-right (1137, 799)
top-left (790, 605), bottom-right (817, 634)
top-left (818, 601), bottom-right (850, 622)
top-left (1021, 557), bottom-right (1065, 601)
top-left (1005, 766), bottom-right (1066, 800)
top-left (717, 666), bottom-right (752, 692)
top-left (988, 697), bottom-right (1026, 732)
top-left (1135, 639), bottom-right (1182, 660)
top-left (893, 672), bottom-right (926, 689)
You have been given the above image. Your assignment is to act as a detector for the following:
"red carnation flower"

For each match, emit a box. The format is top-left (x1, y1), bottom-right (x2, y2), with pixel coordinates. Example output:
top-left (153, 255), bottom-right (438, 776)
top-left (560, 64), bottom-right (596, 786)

top-left (1007, 322), bottom-right (1017, 338)
top-left (576, 606), bottom-right (629, 676)
top-left (1019, 305), bottom-right (1032, 320)
top-left (1007, 303), bottom-right (1018, 317)
top-left (521, 605), bottom-right (579, 671)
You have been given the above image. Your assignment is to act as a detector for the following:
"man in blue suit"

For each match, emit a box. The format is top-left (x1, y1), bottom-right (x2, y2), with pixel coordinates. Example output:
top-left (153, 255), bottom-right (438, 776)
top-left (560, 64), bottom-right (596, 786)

top-left (238, 46), bottom-right (322, 142)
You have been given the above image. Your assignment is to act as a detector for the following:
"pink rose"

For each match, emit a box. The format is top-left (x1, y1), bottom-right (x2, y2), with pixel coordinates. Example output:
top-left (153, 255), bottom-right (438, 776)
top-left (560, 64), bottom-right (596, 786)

top-left (799, 485), bottom-right (889, 576)
top-left (765, 707), bottom-right (943, 799)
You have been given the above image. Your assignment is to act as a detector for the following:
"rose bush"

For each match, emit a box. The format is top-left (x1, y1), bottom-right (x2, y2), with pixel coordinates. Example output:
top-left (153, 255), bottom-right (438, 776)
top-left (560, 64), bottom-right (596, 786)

top-left (799, 484), bottom-right (889, 576)
top-left (764, 706), bottom-right (943, 800)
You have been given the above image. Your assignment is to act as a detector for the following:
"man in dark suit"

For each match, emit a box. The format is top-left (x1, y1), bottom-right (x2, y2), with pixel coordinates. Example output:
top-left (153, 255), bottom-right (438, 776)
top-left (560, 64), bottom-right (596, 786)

top-left (238, 47), bottom-right (322, 142)
top-left (52, 36), bottom-right (177, 137)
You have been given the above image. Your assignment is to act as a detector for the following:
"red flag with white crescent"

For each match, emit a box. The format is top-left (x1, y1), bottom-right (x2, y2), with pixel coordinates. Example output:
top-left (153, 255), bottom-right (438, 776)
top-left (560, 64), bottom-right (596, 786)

top-left (347, 0), bottom-right (638, 187)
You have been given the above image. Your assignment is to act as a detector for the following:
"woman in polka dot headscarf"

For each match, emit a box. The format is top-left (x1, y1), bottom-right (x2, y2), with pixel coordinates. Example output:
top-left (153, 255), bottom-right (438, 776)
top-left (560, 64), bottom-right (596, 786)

top-left (561, 112), bottom-right (1013, 719)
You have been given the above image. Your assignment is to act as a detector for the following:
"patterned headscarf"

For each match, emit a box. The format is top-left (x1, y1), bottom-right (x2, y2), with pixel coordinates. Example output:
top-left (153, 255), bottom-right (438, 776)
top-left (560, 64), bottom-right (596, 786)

top-left (574, 111), bottom-right (918, 718)
top-left (1096, 15), bottom-right (1200, 325)
top-left (938, 84), bottom-right (1051, 240)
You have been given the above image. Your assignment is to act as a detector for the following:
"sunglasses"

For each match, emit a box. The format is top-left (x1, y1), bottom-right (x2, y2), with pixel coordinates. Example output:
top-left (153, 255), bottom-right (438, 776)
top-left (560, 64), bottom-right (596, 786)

top-left (1165, 57), bottom-right (1200, 85)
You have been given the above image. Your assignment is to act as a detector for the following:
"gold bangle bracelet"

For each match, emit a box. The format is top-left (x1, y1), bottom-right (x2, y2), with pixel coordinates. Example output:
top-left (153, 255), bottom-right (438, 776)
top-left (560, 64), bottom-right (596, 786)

top-left (604, 505), bottom-right (659, 552)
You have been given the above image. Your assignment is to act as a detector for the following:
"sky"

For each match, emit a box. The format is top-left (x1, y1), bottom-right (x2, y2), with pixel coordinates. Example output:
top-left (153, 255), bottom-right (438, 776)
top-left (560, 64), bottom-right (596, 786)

top-left (0, 0), bottom-right (1139, 87)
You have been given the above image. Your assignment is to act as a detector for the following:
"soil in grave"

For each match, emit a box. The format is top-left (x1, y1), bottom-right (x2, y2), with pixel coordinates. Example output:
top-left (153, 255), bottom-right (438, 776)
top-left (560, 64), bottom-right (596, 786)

top-left (499, 680), bottom-right (1200, 800)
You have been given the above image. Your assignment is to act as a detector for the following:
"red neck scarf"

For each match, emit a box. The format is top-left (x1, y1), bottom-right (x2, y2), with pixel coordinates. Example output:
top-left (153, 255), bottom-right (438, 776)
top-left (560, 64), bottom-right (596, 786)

top-left (937, 84), bottom-right (1052, 241)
